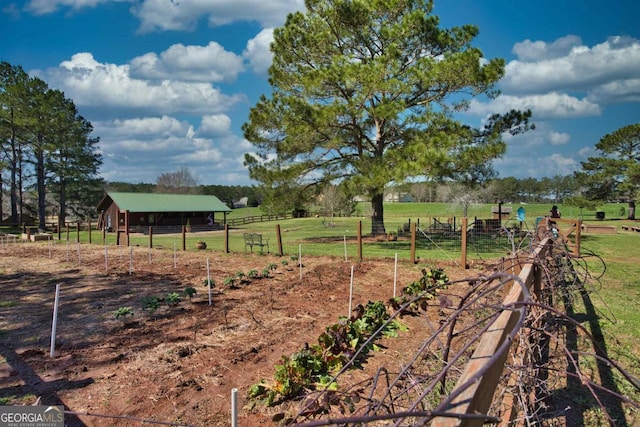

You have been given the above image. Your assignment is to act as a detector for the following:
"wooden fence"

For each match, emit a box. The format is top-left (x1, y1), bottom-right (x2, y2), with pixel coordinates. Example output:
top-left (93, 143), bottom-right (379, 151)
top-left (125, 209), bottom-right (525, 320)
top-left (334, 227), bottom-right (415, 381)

top-left (432, 237), bottom-right (553, 426)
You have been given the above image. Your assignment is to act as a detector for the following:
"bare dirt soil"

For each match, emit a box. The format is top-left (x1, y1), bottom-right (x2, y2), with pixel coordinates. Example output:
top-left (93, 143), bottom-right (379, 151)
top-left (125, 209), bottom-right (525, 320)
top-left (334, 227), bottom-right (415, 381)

top-left (0, 239), bottom-right (482, 426)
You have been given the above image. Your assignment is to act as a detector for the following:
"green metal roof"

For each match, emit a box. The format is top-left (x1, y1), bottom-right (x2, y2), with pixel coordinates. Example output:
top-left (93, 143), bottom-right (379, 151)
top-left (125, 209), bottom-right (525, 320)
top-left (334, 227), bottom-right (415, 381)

top-left (98, 192), bottom-right (231, 213)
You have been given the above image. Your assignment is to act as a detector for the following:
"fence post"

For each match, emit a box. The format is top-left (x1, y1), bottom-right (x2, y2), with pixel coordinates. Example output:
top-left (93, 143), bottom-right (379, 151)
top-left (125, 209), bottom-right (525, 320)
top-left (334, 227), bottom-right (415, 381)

top-left (88, 221), bottom-right (92, 244)
top-left (76, 222), bottom-right (80, 243)
top-left (149, 226), bottom-right (153, 249)
top-left (224, 224), bottom-right (229, 253)
top-left (461, 217), bottom-right (468, 269)
top-left (276, 224), bottom-right (283, 256)
top-left (66, 222), bottom-right (70, 242)
top-left (357, 221), bottom-right (363, 262)
top-left (182, 226), bottom-right (186, 251)
top-left (410, 222), bottom-right (416, 264)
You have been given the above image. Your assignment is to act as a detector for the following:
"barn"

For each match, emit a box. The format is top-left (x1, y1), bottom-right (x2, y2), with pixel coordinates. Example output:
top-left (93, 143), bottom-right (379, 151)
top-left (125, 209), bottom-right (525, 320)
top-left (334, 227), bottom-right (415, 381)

top-left (96, 192), bottom-right (232, 234)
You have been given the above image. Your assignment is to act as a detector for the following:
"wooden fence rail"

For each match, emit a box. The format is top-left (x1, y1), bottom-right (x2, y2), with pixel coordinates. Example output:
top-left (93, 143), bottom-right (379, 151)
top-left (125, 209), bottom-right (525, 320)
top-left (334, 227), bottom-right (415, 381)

top-left (432, 238), bottom-right (552, 427)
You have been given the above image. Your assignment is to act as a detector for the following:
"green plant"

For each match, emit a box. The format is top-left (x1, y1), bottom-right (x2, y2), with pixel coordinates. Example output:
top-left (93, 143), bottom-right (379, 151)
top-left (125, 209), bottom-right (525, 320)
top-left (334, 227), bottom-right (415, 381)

top-left (195, 240), bottom-right (206, 249)
top-left (249, 300), bottom-right (405, 407)
top-left (261, 268), bottom-right (271, 278)
top-left (142, 296), bottom-right (161, 313)
top-left (248, 269), bottom-right (259, 279)
top-left (224, 276), bottom-right (237, 287)
top-left (281, 259), bottom-right (289, 266)
top-left (203, 278), bottom-right (215, 288)
top-left (113, 306), bottom-right (134, 320)
top-left (267, 263), bottom-right (278, 271)
top-left (183, 287), bottom-right (197, 299)
top-left (165, 292), bottom-right (182, 306)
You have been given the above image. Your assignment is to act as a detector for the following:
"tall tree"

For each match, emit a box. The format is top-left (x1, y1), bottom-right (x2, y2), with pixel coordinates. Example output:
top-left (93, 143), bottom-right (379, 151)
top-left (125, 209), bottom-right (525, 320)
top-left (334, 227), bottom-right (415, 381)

top-left (578, 123), bottom-right (640, 219)
top-left (0, 62), bottom-right (30, 225)
top-left (47, 97), bottom-right (103, 224)
top-left (243, 0), bottom-right (531, 234)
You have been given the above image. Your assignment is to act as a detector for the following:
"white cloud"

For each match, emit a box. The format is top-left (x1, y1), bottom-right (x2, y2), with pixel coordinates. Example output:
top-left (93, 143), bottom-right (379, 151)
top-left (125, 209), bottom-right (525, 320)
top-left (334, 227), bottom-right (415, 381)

top-left (131, 0), bottom-right (305, 33)
top-left (503, 36), bottom-right (640, 97)
top-left (494, 152), bottom-right (579, 179)
top-left (38, 52), bottom-right (244, 118)
top-left (469, 93), bottom-right (601, 119)
top-left (588, 78), bottom-right (640, 104)
top-left (512, 35), bottom-right (583, 62)
top-left (94, 115), bottom-right (252, 184)
top-left (243, 28), bottom-right (274, 75)
top-left (198, 114), bottom-right (232, 137)
top-left (25, 0), bottom-right (130, 15)
top-left (130, 42), bottom-right (244, 83)
top-left (549, 131), bottom-right (570, 146)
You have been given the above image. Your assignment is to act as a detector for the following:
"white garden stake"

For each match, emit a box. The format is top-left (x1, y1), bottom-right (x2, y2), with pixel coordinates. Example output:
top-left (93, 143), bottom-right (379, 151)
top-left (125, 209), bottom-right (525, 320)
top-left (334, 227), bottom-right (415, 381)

top-left (48, 236), bottom-right (52, 258)
top-left (66, 241), bottom-right (70, 261)
top-left (348, 265), bottom-right (354, 318)
top-left (299, 244), bottom-right (303, 279)
top-left (231, 388), bottom-right (238, 427)
top-left (207, 258), bottom-right (212, 306)
top-left (77, 241), bottom-right (81, 265)
top-left (50, 283), bottom-right (61, 358)
top-left (393, 253), bottom-right (398, 298)
top-left (173, 242), bottom-right (177, 268)
top-left (104, 245), bottom-right (109, 272)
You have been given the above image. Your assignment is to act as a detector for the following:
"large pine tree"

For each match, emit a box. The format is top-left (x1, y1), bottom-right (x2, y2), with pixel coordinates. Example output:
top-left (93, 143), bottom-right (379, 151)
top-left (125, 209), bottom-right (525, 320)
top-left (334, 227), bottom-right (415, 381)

top-left (243, 0), bottom-right (531, 234)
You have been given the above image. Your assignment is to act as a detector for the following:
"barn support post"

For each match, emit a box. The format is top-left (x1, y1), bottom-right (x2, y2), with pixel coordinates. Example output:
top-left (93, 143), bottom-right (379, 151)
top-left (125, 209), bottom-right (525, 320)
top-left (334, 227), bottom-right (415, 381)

top-left (357, 221), bottom-right (363, 261)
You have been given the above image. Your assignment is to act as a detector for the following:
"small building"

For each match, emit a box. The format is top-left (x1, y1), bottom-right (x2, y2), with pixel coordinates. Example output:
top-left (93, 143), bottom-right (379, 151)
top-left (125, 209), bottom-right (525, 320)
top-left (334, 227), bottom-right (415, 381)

top-left (96, 192), bottom-right (231, 234)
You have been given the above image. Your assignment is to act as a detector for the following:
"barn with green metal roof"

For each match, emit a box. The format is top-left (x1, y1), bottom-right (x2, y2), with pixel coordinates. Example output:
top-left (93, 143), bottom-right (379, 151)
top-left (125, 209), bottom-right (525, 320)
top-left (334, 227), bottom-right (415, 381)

top-left (96, 192), bottom-right (231, 234)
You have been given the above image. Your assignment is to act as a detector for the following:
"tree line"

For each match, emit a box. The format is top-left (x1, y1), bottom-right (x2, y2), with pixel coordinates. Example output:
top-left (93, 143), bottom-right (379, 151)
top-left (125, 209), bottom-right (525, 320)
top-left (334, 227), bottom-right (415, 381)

top-left (0, 62), bottom-right (103, 228)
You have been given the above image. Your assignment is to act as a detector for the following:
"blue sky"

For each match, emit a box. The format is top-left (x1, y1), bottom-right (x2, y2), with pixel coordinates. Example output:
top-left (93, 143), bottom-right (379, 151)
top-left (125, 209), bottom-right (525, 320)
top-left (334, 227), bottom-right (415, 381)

top-left (1, 0), bottom-right (639, 186)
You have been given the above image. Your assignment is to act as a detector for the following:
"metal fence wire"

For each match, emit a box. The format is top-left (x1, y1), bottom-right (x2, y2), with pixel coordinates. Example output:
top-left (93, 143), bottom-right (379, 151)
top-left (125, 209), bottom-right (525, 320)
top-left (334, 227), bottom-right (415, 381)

top-left (413, 216), bottom-right (535, 256)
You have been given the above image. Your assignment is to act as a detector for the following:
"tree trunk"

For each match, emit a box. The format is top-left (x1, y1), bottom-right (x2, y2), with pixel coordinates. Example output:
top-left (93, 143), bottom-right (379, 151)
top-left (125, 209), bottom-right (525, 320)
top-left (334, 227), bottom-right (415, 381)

top-left (370, 192), bottom-right (386, 235)
top-left (9, 125), bottom-right (19, 226)
top-left (0, 172), bottom-right (2, 223)
top-left (629, 200), bottom-right (636, 220)
top-left (36, 145), bottom-right (46, 230)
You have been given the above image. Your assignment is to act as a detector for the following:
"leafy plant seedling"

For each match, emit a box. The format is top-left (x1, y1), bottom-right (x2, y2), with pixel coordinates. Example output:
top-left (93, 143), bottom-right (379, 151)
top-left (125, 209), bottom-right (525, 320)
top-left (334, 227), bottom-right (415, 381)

top-left (142, 296), bottom-right (161, 313)
top-left (165, 292), bottom-right (182, 306)
top-left (113, 306), bottom-right (134, 320)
